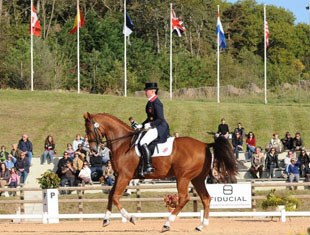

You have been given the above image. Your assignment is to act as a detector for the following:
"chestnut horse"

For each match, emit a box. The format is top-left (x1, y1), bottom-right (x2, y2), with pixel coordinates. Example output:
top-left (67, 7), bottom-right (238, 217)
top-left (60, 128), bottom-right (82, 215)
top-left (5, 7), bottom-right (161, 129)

top-left (83, 112), bottom-right (237, 232)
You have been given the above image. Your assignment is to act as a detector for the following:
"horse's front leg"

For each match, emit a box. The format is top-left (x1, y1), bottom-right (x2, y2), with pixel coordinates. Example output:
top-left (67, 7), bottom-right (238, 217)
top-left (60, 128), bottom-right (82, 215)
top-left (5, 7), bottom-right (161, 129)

top-left (103, 174), bottom-right (135, 227)
top-left (162, 178), bottom-right (190, 232)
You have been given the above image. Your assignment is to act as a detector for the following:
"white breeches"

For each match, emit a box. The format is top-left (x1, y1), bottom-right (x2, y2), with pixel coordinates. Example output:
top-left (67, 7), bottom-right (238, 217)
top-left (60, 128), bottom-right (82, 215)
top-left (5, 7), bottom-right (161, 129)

top-left (140, 128), bottom-right (158, 146)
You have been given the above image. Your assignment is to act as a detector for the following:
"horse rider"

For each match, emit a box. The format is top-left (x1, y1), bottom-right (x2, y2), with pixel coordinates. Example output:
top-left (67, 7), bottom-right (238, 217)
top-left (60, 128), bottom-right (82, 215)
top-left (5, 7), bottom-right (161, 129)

top-left (137, 82), bottom-right (169, 177)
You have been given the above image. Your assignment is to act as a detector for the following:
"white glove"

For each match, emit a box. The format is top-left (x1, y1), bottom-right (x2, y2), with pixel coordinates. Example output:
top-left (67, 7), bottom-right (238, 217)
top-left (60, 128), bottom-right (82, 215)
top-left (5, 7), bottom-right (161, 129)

top-left (144, 123), bottom-right (151, 129)
top-left (136, 124), bottom-right (143, 129)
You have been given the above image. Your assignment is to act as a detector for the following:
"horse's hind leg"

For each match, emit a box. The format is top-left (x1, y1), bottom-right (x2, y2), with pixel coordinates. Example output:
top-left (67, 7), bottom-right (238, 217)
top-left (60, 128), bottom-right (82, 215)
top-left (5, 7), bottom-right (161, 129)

top-left (162, 178), bottom-right (191, 232)
top-left (191, 177), bottom-right (211, 231)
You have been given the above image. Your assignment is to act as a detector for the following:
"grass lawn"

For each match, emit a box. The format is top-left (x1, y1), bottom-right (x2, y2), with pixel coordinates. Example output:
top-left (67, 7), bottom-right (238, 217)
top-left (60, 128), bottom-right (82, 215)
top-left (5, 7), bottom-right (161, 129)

top-left (0, 89), bottom-right (309, 156)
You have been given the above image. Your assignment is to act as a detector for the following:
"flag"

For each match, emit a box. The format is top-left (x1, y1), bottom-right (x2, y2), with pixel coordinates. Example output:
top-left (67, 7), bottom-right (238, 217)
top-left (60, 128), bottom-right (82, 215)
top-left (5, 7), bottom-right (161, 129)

top-left (216, 12), bottom-right (226, 49)
top-left (123, 12), bottom-right (134, 36)
top-left (30, 6), bottom-right (41, 37)
top-left (171, 8), bottom-right (186, 37)
top-left (265, 20), bottom-right (269, 47)
top-left (70, 6), bottom-right (85, 34)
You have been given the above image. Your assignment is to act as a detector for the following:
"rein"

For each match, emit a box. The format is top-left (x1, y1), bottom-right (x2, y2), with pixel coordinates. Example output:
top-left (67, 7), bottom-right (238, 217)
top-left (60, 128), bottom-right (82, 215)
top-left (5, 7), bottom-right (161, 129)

top-left (88, 118), bottom-right (136, 148)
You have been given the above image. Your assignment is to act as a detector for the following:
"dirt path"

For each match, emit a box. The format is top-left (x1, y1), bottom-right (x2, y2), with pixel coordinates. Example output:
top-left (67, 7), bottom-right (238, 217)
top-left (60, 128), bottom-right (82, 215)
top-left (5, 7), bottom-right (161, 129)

top-left (1, 218), bottom-right (309, 235)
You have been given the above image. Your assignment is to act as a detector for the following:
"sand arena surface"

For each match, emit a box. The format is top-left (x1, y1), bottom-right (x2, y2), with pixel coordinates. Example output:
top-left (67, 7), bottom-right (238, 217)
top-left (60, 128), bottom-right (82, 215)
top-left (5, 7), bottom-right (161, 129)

top-left (0, 218), bottom-right (309, 235)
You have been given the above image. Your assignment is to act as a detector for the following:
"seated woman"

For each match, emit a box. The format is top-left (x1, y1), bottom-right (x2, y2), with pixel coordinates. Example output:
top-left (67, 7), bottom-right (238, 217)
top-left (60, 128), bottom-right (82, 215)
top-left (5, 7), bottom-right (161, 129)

top-left (265, 147), bottom-right (279, 178)
top-left (0, 162), bottom-right (10, 196)
top-left (41, 135), bottom-right (56, 165)
top-left (249, 147), bottom-right (264, 179)
top-left (103, 161), bottom-right (115, 186)
top-left (246, 131), bottom-right (256, 161)
top-left (78, 161), bottom-right (92, 185)
top-left (281, 132), bottom-right (293, 151)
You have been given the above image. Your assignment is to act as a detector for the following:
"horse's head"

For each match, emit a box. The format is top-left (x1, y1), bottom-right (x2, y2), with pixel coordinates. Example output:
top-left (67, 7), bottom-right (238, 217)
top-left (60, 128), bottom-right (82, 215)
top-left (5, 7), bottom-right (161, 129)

top-left (83, 112), bottom-right (105, 153)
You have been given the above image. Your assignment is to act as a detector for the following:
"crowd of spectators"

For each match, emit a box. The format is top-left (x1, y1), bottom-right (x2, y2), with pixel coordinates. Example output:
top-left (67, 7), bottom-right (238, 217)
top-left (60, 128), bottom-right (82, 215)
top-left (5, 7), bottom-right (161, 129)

top-left (0, 132), bottom-right (113, 197)
top-left (0, 134), bottom-right (33, 196)
top-left (215, 118), bottom-right (310, 186)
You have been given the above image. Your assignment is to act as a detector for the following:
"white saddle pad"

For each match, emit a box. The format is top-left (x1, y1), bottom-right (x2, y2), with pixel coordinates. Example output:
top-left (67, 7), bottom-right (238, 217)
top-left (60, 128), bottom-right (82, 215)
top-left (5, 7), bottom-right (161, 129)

top-left (135, 136), bottom-right (175, 157)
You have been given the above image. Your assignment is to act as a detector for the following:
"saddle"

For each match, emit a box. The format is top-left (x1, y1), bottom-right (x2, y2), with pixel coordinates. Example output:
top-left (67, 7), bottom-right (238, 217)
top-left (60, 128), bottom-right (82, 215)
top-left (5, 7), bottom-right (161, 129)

top-left (133, 131), bottom-right (175, 157)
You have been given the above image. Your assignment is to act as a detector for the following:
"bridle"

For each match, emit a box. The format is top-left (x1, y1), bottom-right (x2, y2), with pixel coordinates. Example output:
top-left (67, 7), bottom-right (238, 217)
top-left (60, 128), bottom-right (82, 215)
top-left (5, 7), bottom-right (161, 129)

top-left (87, 118), bottom-right (135, 150)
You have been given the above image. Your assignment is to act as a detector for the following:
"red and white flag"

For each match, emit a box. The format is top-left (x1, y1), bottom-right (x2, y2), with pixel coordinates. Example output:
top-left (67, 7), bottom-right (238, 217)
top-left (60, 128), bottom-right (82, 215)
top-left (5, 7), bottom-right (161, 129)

top-left (171, 8), bottom-right (186, 37)
top-left (265, 20), bottom-right (269, 47)
top-left (30, 6), bottom-right (41, 37)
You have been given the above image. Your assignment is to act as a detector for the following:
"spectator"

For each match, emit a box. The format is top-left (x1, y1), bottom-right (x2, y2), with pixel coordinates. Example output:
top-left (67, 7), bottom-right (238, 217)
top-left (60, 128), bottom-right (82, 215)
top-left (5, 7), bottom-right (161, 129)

top-left (89, 150), bottom-right (103, 181)
top-left (99, 143), bottom-right (111, 165)
top-left (81, 135), bottom-right (90, 161)
top-left (282, 150), bottom-right (295, 179)
top-left (103, 160), bottom-right (115, 186)
top-left (72, 152), bottom-right (84, 179)
top-left (72, 134), bottom-right (83, 151)
top-left (293, 132), bottom-right (304, 157)
top-left (249, 147), bottom-right (264, 179)
top-left (265, 148), bottom-right (279, 178)
top-left (75, 144), bottom-right (87, 160)
top-left (234, 122), bottom-right (245, 140)
top-left (232, 131), bottom-right (243, 159)
top-left (41, 135), bottom-right (56, 165)
top-left (4, 154), bottom-right (17, 170)
top-left (298, 149), bottom-right (310, 177)
top-left (65, 143), bottom-right (75, 159)
top-left (267, 133), bottom-right (283, 153)
top-left (287, 157), bottom-right (300, 190)
top-left (7, 167), bottom-right (20, 196)
top-left (128, 116), bottom-right (139, 130)
top-left (78, 161), bottom-right (92, 185)
top-left (281, 132), bottom-right (293, 151)
top-left (216, 118), bottom-right (229, 139)
top-left (10, 143), bottom-right (21, 159)
top-left (0, 162), bottom-right (10, 196)
top-left (246, 131), bottom-right (256, 161)
top-left (14, 152), bottom-right (30, 184)
top-left (17, 134), bottom-right (33, 165)
top-left (60, 160), bottom-right (76, 194)
top-left (56, 152), bottom-right (72, 178)
top-left (0, 145), bottom-right (9, 162)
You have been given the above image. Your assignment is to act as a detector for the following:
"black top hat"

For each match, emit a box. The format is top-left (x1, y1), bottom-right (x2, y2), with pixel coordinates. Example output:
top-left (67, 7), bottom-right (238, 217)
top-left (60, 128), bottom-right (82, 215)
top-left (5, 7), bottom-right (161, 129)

top-left (144, 82), bottom-right (158, 90)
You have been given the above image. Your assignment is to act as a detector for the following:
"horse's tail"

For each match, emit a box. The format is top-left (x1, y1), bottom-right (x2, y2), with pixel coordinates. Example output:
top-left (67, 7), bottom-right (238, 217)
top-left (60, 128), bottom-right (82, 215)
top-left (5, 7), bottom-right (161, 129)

top-left (208, 136), bottom-right (238, 182)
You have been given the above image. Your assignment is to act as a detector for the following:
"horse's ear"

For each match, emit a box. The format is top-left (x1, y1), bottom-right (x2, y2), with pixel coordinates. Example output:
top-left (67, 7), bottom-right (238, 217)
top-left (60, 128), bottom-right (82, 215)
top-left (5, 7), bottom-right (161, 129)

top-left (83, 112), bottom-right (91, 120)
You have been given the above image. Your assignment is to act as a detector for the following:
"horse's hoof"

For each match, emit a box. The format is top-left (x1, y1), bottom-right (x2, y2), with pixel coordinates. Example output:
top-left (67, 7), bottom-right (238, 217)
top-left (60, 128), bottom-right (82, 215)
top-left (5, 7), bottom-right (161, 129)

top-left (102, 219), bottom-right (110, 227)
top-left (161, 225), bottom-right (170, 233)
top-left (129, 216), bottom-right (136, 225)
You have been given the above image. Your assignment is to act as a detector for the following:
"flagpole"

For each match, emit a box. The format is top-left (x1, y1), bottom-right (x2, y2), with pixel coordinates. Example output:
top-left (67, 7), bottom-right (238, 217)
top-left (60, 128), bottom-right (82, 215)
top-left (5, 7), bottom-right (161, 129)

top-left (217, 5), bottom-right (220, 103)
top-left (124, 0), bottom-right (127, 97)
top-left (169, 3), bottom-right (173, 101)
top-left (77, 0), bottom-right (80, 94)
top-left (264, 4), bottom-right (267, 104)
top-left (30, 0), bottom-right (34, 91)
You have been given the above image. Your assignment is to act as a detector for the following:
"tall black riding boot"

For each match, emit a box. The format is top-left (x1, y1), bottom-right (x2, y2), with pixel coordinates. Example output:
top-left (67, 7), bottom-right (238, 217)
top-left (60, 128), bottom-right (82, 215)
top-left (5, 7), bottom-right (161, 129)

top-left (141, 144), bottom-right (154, 174)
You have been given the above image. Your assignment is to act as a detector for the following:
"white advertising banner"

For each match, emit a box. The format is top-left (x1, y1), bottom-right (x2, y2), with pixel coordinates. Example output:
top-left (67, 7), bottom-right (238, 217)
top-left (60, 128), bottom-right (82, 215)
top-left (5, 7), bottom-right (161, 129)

top-left (206, 183), bottom-right (252, 209)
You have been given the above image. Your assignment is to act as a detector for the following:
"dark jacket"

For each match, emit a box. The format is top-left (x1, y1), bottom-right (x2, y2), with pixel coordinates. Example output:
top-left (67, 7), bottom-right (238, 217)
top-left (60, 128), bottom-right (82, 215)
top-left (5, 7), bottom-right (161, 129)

top-left (18, 139), bottom-right (33, 153)
top-left (15, 157), bottom-right (30, 173)
top-left (142, 95), bottom-right (169, 143)
top-left (265, 152), bottom-right (279, 169)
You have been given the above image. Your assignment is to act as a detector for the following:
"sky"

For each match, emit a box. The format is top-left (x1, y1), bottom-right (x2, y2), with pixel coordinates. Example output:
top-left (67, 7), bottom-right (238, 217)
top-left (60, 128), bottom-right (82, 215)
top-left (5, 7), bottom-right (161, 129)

top-left (226, 0), bottom-right (309, 24)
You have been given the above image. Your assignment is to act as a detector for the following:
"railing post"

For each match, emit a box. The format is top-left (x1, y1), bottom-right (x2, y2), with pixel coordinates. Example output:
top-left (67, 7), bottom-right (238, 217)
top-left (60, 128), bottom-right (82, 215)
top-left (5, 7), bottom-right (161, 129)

top-left (251, 180), bottom-right (256, 212)
top-left (136, 182), bottom-right (142, 216)
top-left (78, 184), bottom-right (83, 221)
top-left (19, 184), bottom-right (25, 222)
top-left (191, 186), bottom-right (198, 212)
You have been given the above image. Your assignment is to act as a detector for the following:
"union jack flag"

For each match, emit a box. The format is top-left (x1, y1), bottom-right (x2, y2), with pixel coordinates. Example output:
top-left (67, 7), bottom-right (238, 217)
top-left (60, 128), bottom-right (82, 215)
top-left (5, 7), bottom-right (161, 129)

top-left (171, 8), bottom-right (186, 37)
